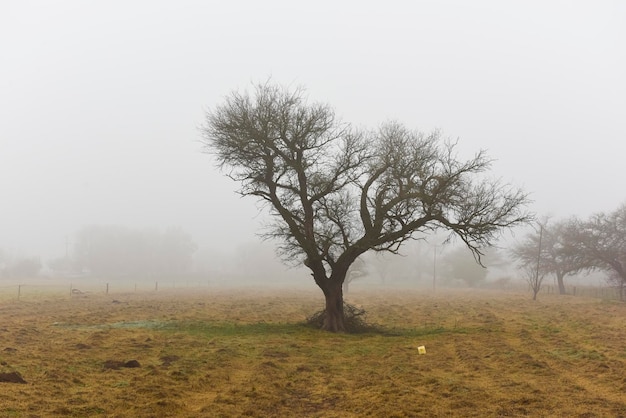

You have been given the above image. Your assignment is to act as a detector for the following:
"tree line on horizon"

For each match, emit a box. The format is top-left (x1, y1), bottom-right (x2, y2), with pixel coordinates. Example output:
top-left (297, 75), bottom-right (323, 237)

top-left (0, 225), bottom-right (197, 280)
top-left (511, 203), bottom-right (626, 300)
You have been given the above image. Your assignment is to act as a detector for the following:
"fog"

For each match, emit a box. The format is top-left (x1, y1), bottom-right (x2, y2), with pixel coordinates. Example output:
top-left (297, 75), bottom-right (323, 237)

top-left (1, 1), bottom-right (625, 281)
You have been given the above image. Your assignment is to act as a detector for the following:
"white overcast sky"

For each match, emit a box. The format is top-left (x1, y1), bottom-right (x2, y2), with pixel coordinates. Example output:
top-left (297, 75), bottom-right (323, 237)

top-left (1, 0), bottom-right (625, 260)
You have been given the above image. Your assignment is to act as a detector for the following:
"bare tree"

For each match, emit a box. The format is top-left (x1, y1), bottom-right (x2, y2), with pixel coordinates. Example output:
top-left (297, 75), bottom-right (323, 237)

top-left (525, 265), bottom-right (545, 301)
top-left (369, 252), bottom-right (392, 285)
top-left (565, 205), bottom-right (626, 300)
top-left (201, 82), bottom-right (531, 332)
top-left (511, 219), bottom-right (586, 295)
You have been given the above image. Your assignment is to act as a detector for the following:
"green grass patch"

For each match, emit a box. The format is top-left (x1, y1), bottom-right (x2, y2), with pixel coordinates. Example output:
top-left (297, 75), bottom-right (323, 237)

top-left (162, 321), bottom-right (311, 338)
top-left (162, 320), bottom-right (477, 340)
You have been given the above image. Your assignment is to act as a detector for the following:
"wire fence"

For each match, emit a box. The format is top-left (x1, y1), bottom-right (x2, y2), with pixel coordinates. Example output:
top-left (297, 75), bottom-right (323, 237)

top-left (0, 278), bottom-right (623, 302)
top-left (541, 283), bottom-right (623, 300)
top-left (0, 278), bottom-right (214, 301)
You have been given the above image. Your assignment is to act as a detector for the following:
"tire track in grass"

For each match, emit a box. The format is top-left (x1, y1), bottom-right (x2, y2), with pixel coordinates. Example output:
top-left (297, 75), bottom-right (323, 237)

top-left (446, 310), bottom-right (559, 417)
top-left (505, 324), bottom-right (626, 413)
top-left (480, 301), bottom-right (626, 416)
top-left (402, 306), bottom-right (549, 416)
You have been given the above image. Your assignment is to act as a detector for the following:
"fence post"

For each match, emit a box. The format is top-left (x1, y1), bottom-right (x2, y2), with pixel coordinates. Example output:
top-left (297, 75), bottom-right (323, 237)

top-left (106, 283), bottom-right (109, 294)
top-left (17, 285), bottom-right (21, 300)
top-left (155, 282), bottom-right (158, 292)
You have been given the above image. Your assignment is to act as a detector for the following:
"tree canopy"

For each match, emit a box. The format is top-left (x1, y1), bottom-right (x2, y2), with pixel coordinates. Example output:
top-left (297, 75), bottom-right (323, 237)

top-left (202, 82), bottom-right (532, 331)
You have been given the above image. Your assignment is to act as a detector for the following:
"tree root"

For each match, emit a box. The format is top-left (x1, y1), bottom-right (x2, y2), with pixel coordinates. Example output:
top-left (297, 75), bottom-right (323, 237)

top-left (305, 303), bottom-right (378, 333)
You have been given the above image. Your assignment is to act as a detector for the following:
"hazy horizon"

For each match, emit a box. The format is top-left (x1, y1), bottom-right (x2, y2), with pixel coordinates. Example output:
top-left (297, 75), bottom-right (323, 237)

top-left (2, 1), bottom-right (624, 269)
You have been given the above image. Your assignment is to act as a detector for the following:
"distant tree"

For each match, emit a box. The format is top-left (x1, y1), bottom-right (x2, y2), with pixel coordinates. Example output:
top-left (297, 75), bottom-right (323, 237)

top-left (368, 240), bottom-right (434, 286)
top-left (564, 205), bottom-right (626, 300)
top-left (511, 219), bottom-right (586, 295)
top-left (74, 225), bottom-right (197, 278)
top-left (155, 227), bottom-right (197, 275)
top-left (0, 248), bottom-right (7, 276)
top-left (439, 246), bottom-right (507, 288)
top-left (5, 256), bottom-right (41, 279)
top-left (369, 252), bottom-right (392, 285)
top-left (440, 246), bottom-right (487, 287)
top-left (365, 242), bottom-right (433, 286)
top-left (413, 240), bottom-right (436, 285)
top-left (75, 225), bottom-right (141, 277)
top-left (201, 82), bottom-right (531, 332)
top-left (47, 256), bottom-right (75, 277)
top-left (606, 271), bottom-right (625, 299)
top-left (525, 223), bottom-right (545, 300)
top-left (525, 264), bottom-right (545, 301)
top-left (343, 256), bottom-right (367, 294)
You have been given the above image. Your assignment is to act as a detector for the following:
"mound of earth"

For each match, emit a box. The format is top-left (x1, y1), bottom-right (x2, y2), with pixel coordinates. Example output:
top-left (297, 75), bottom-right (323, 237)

top-left (0, 371), bottom-right (27, 384)
top-left (103, 359), bottom-right (141, 370)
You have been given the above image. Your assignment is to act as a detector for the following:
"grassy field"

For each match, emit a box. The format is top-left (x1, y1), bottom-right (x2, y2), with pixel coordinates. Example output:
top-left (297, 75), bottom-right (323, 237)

top-left (1, 286), bottom-right (625, 417)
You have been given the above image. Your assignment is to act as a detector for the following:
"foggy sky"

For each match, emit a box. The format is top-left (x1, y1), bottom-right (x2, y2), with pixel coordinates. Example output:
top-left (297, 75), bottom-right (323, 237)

top-left (1, 0), bottom-right (625, 261)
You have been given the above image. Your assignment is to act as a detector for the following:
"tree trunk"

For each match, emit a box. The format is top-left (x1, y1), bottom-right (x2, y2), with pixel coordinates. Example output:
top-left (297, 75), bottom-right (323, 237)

top-left (556, 272), bottom-right (566, 295)
top-left (322, 281), bottom-right (346, 332)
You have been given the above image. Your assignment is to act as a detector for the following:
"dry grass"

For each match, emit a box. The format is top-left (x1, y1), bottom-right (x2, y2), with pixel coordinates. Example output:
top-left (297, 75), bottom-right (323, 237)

top-left (1, 286), bottom-right (625, 417)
